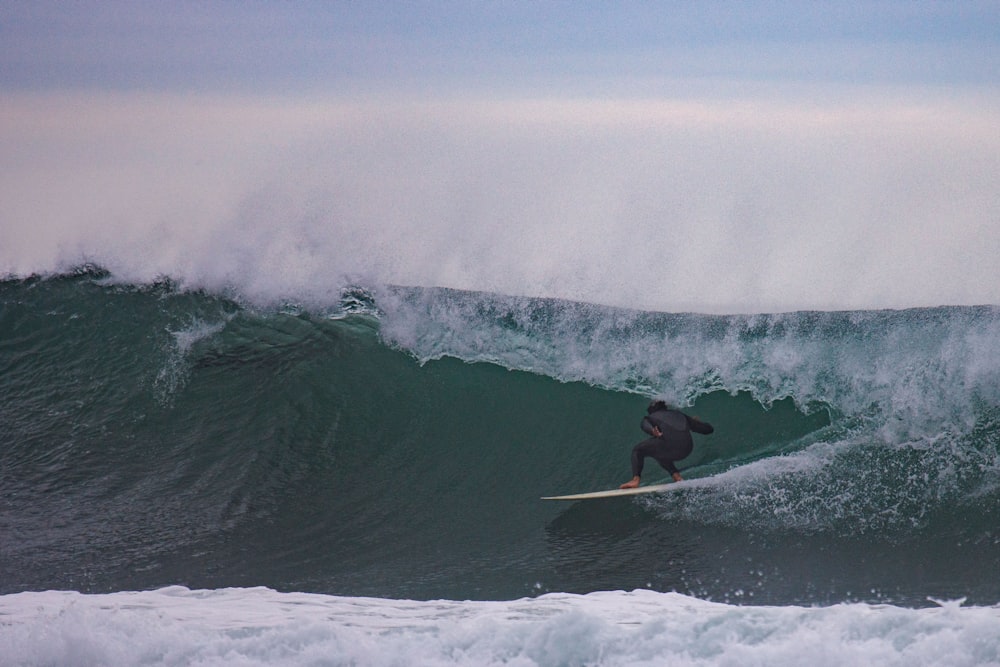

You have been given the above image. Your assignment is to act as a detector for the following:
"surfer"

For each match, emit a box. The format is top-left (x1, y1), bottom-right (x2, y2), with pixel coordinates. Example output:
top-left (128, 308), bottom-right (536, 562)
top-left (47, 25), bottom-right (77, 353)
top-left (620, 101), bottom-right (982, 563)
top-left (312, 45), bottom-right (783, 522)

top-left (620, 400), bottom-right (714, 489)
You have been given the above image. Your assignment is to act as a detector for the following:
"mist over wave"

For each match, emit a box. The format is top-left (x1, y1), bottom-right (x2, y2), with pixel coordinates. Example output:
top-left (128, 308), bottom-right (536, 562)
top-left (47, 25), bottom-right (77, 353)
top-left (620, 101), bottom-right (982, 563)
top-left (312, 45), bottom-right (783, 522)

top-left (2, 91), bottom-right (999, 314)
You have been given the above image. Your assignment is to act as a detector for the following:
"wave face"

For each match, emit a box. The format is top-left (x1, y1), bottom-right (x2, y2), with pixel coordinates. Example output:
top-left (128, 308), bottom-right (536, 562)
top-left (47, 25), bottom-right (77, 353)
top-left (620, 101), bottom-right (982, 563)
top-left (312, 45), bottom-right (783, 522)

top-left (2, 270), bottom-right (1000, 606)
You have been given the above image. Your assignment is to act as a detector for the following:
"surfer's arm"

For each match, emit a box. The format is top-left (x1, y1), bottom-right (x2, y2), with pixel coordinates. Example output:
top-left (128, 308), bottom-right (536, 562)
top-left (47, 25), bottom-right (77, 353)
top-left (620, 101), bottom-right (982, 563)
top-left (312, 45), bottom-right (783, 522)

top-left (640, 416), bottom-right (662, 437)
top-left (687, 416), bottom-right (714, 434)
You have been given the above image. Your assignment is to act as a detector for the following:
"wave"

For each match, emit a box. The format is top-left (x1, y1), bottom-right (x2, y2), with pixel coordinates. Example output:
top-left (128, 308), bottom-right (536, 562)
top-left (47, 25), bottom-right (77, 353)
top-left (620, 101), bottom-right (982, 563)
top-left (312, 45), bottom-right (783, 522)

top-left (2, 269), bottom-right (999, 606)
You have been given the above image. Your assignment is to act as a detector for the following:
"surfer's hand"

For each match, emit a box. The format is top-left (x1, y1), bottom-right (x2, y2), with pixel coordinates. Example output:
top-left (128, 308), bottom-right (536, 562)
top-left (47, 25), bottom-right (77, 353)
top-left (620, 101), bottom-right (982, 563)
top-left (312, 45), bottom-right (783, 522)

top-left (652, 426), bottom-right (662, 437)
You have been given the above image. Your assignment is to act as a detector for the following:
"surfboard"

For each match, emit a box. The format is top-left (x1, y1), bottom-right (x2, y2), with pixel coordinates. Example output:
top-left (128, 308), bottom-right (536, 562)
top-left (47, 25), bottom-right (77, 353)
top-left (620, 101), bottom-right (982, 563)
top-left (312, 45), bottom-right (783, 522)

top-left (541, 480), bottom-right (689, 501)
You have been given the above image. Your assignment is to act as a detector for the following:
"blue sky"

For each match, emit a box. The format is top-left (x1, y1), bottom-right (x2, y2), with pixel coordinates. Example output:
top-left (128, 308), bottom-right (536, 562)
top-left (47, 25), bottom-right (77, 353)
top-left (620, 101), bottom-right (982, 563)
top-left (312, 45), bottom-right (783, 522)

top-left (3, 1), bottom-right (998, 92)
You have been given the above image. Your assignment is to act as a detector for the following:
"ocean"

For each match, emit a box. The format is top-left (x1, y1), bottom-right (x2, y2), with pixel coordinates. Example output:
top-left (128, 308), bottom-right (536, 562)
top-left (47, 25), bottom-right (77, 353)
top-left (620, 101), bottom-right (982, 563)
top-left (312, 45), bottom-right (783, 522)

top-left (2, 267), bottom-right (999, 665)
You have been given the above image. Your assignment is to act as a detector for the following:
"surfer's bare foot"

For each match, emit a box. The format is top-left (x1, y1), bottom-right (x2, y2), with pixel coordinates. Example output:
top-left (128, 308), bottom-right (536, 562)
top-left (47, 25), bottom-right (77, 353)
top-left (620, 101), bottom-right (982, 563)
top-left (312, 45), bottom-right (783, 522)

top-left (672, 472), bottom-right (683, 482)
top-left (620, 476), bottom-right (640, 489)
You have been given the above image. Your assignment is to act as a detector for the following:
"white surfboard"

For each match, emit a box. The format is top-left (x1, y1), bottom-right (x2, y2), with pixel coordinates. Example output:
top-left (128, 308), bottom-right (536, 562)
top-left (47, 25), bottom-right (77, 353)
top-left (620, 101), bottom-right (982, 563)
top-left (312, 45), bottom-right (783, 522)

top-left (541, 479), bottom-right (691, 501)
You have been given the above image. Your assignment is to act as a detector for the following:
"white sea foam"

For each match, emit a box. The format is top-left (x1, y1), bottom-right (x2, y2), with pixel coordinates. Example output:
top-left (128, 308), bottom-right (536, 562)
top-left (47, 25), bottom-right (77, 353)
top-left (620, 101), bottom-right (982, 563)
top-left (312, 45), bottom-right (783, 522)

top-left (154, 317), bottom-right (230, 402)
top-left (377, 291), bottom-right (1000, 434)
top-left (1, 587), bottom-right (998, 666)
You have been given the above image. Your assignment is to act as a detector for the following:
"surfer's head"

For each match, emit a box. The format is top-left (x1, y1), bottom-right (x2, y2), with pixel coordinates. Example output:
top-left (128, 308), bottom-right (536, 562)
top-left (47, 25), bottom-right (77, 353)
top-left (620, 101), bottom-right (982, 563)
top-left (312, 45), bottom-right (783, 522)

top-left (647, 399), bottom-right (668, 414)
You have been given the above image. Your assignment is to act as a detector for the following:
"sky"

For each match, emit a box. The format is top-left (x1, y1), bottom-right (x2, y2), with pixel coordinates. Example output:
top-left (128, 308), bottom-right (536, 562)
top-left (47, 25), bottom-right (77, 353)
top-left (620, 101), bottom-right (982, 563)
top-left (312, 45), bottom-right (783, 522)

top-left (3, 2), bottom-right (999, 92)
top-left (2, 2), bottom-right (999, 313)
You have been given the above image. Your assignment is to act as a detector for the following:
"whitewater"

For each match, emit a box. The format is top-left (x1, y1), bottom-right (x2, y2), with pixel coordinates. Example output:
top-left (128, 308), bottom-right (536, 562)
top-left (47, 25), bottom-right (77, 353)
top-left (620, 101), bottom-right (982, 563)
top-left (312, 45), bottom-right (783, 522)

top-left (3, 587), bottom-right (1000, 667)
top-left (3, 91), bottom-right (1000, 666)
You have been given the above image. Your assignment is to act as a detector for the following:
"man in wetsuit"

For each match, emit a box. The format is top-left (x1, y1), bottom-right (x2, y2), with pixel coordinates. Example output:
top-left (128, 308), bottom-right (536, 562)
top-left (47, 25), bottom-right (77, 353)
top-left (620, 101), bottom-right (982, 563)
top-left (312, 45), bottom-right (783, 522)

top-left (620, 400), bottom-right (714, 489)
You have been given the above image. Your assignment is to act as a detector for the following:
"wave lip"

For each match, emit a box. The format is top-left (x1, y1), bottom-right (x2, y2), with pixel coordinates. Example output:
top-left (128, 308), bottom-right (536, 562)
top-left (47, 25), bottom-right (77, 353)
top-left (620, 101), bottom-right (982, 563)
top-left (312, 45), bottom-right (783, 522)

top-left (379, 287), bottom-right (1000, 430)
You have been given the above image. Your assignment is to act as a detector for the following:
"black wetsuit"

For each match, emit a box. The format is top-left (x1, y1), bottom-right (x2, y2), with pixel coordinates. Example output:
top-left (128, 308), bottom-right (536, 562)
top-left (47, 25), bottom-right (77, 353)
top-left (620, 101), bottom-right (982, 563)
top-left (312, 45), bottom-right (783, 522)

top-left (630, 406), bottom-right (714, 478)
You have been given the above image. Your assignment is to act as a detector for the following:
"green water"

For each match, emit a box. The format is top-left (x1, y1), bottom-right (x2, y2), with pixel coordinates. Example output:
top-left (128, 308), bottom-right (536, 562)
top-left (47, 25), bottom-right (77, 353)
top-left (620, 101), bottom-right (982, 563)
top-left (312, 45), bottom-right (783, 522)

top-left (2, 274), bottom-right (999, 605)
